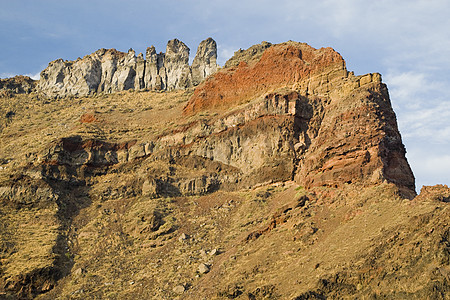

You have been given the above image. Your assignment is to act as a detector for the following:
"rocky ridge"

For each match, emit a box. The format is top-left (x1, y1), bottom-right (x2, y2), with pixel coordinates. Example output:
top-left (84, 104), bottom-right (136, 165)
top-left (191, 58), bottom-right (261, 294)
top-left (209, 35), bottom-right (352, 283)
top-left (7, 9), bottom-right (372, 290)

top-left (37, 38), bottom-right (218, 98)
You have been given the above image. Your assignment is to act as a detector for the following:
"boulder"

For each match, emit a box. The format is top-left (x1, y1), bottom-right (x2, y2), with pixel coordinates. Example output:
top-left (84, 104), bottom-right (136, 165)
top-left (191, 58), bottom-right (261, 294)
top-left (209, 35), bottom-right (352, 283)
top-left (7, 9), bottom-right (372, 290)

top-left (173, 285), bottom-right (186, 294)
top-left (198, 263), bottom-right (210, 274)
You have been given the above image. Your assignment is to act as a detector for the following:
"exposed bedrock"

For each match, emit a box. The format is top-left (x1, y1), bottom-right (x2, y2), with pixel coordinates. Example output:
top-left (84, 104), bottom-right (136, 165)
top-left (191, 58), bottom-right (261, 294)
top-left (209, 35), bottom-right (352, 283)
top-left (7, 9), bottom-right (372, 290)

top-left (0, 75), bottom-right (36, 97)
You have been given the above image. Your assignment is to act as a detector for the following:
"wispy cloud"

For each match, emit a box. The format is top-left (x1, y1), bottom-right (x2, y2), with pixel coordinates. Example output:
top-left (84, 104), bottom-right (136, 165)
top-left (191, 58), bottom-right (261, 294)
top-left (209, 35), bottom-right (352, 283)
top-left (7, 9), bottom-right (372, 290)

top-left (385, 69), bottom-right (450, 188)
top-left (385, 72), bottom-right (444, 105)
top-left (407, 148), bottom-right (450, 189)
top-left (0, 73), bottom-right (16, 79)
top-left (1, 72), bottom-right (40, 80)
top-left (26, 72), bottom-right (40, 80)
top-left (217, 45), bottom-right (238, 66)
top-left (385, 71), bottom-right (450, 144)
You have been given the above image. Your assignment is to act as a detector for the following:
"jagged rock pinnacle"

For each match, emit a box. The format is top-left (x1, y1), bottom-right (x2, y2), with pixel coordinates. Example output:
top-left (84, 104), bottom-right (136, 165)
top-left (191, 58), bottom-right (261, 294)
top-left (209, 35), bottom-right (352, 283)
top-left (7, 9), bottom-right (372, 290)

top-left (37, 38), bottom-right (218, 98)
top-left (192, 37), bottom-right (218, 86)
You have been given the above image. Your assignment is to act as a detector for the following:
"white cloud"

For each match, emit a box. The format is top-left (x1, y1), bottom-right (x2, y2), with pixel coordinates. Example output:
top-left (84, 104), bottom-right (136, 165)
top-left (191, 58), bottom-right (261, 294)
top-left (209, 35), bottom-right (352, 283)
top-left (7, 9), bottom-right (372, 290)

top-left (217, 45), bottom-right (238, 66)
top-left (0, 73), bottom-right (16, 79)
top-left (407, 148), bottom-right (450, 189)
top-left (385, 71), bottom-right (450, 144)
top-left (385, 72), bottom-right (443, 105)
top-left (0, 72), bottom-right (40, 80)
top-left (25, 72), bottom-right (40, 80)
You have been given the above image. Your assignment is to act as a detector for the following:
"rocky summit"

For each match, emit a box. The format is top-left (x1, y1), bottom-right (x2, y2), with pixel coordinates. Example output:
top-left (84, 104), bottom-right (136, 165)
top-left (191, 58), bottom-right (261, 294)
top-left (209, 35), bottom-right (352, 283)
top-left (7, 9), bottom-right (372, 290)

top-left (0, 39), bottom-right (449, 299)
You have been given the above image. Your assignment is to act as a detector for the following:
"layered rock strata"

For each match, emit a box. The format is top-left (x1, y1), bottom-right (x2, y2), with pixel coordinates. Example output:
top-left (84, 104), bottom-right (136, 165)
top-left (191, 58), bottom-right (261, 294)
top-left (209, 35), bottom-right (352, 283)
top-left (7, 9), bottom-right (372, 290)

top-left (184, 41), bottom-right (416, 198)
top-left (38, 38), bottom-right (218, 98)
top-left (33, 41), bottom-right (416, 199)
top-left (36, 41), bottom-right (415, 198)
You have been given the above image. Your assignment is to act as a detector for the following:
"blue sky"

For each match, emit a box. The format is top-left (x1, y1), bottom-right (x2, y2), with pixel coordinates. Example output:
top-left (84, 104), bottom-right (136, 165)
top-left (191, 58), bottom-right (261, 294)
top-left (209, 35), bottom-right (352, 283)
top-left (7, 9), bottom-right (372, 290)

top-left (1, 0), bottom-right (449, 191)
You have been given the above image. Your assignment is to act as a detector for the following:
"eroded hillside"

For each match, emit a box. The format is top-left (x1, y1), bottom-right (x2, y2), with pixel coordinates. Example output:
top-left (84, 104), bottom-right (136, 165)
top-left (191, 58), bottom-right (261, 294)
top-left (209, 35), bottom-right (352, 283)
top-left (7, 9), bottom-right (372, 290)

top-left (0, 40), bottom-right (449, 299)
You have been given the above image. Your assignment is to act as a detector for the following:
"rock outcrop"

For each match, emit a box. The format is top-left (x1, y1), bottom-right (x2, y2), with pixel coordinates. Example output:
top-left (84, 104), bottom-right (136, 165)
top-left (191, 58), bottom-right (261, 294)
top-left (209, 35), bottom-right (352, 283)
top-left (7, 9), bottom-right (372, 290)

top-left (164, 39), bottom-right (192, 90)
top-left (36, 41), bottom-right (415, 198)
top-left (38, 38), bottom-right (218, 98)
top-left (184, 41), bottom-right (345, 114)
top-left (191, 38), bottom-right (218, 86)
top-left (0, 75), bottom-right (35, 97)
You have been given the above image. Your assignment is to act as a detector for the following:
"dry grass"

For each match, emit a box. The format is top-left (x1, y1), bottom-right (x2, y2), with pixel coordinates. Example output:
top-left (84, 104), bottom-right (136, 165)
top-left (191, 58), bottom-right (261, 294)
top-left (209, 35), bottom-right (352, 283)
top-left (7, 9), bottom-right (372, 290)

top-left (0, 90), bottom-right (194, 170)
top-left (35, 178), bottom-right (448, 299)
top-left (0, 205), bottom-right (59, 278)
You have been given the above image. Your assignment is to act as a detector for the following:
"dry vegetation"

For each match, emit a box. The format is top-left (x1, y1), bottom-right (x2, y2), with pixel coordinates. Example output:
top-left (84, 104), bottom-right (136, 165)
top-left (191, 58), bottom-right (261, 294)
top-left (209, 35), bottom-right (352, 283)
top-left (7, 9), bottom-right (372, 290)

top-left (0, 89), bottom-right (194, 168)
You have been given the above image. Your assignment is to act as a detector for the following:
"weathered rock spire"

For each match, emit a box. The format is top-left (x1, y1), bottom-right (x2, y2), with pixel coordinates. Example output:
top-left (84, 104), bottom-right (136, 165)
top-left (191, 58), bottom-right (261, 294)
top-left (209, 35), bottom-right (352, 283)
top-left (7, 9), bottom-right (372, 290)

top-left (191, 37), bottom-right (218, 86)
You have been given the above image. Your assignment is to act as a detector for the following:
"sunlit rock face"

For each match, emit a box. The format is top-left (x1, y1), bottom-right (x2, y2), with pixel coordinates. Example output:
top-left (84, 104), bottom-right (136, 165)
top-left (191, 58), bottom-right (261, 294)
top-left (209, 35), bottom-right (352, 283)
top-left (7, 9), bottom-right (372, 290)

top-left (38, 38), bottom-right (218, 98)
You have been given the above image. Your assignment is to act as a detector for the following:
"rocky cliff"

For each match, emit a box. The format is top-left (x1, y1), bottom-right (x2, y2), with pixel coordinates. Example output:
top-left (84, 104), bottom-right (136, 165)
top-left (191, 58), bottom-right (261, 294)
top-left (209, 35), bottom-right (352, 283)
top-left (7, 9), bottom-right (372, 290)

top-left (185, 41), bottom-right (415, 198)
top-left (37, 38), bottom-right (218, 98)
top-left (0, 40), bottom-right (447, 299)
top-left (31, 42), bottom-right (415, 198)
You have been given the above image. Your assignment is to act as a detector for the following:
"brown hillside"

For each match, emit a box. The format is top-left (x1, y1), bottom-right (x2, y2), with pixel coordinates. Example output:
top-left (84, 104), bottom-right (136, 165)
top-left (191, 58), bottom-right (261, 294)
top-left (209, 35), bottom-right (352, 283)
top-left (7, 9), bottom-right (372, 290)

top-left (0, 40), bottom-right (447, 299)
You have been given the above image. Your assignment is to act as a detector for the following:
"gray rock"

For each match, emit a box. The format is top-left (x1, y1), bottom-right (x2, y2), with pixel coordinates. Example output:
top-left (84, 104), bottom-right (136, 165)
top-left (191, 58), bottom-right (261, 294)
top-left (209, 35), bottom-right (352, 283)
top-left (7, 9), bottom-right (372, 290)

top-left (191, 37), bottom-right (218, 86)
top-left (198, 263), bottom-right (210, 274)
top-left (110, 48), bottom-right (137, 92)
top-left (39, 49), bottom-right (114, 98)
top-left (135, 52), bottom-right (146, 90)
top-left (179, 233), bottom-right (189, 242)
top-left (173, 284), bottom-right (186, 294)
top-left (144, 46), bottom-right (165, 90)
top-left (165, 39), bottom-right (191, 90)
top-left (97, 48), bottom-right (124, 93)
top-left (38, 38), bottom-right (218, 98)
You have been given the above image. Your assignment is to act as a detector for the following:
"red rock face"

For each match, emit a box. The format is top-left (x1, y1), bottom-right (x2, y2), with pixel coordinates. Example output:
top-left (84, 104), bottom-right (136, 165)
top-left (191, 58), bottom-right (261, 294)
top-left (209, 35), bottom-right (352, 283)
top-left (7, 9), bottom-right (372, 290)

top-left (183, 41), bottom-right (416, 198)
top-left (294, 83), bottom-right (416, 198)
top-left (183, 43), bottom-right (345, 114)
